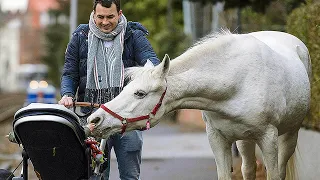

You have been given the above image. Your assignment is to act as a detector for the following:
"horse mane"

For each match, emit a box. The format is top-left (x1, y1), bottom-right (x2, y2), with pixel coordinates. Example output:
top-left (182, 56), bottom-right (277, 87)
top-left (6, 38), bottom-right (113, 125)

top-left (124, 28), bottom-right (234, 82)
top-left (153, 28), bottom-right (234, 76)
top-left (190, 28), bottom-right (233, 49)
top-left (124, 66), bottom-right (153, 84)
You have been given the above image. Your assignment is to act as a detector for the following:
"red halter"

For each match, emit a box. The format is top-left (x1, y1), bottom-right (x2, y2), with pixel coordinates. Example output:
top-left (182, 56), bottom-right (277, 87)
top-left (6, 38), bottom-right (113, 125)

top-left (100, 87), bottom-right (167, 134)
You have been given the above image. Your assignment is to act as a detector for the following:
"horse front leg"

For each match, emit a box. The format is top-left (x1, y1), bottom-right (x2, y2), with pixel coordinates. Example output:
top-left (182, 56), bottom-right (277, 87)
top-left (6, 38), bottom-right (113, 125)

top-left (206, 125), bottom-right (233, 180)
top-left (257, 124), bottom-right (280, 180)
top-left (203, 112), bottom-right (233, 180)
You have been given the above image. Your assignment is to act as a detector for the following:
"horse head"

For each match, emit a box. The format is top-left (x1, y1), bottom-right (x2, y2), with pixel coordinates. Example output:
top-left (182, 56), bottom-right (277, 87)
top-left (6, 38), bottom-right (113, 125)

top-left (87, 55), bottom-right (170, 139)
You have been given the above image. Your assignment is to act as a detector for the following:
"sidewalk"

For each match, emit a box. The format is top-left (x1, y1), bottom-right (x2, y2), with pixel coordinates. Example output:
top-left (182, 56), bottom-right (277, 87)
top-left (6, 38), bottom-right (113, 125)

top-left (110, 120), bottom-right (213, 159)
top-left (109, 120), bottom-right (220, 180)
top-left (108, 120), bottom-right (244, 179)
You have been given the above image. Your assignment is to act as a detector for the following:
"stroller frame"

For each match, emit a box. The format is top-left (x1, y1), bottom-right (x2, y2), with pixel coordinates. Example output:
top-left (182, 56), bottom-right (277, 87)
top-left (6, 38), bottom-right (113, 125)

top-left (11, 103), bottom-right (104, 180)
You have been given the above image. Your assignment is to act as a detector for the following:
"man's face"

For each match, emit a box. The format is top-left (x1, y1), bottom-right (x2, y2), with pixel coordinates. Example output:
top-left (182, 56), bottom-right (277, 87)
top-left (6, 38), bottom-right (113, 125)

top-left (94, 3), bottom-right (122, 33)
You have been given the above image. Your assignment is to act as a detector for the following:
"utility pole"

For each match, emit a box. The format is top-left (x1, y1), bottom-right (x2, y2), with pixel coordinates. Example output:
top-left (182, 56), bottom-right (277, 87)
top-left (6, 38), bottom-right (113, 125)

top-left (70, 0), bottom-right (77, 39)
top-left (237, 7), bottom-right (242, 33)
top-left (183, 0), bottom-right (192, 37)
top-left (212, 2), bottom-right (224, 32)
top-left (182, 0), bottom-right (201, 42)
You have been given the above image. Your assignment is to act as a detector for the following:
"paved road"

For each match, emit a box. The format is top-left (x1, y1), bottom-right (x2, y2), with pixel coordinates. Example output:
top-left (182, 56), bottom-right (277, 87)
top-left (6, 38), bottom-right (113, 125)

top-left (107, 120), bottom-right (226, 180)
top-left (110, 158), bottom-right (217, 180)
top-left (2, 113), bottom-right (319, 179)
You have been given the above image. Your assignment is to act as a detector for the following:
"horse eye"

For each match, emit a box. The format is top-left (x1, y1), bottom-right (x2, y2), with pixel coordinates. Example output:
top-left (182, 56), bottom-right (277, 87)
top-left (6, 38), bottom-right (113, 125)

top-left (134, 90), bottom-right (147, 98)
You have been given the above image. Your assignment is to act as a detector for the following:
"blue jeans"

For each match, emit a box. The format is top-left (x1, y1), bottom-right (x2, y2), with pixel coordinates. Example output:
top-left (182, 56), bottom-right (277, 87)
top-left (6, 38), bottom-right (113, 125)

top-left (102, 130), bottom-right (143, 180)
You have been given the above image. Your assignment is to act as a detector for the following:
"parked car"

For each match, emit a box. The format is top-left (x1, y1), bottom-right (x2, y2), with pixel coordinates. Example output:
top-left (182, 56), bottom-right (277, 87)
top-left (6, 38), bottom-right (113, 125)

top-left (24, 80), bottom-right (56, 106)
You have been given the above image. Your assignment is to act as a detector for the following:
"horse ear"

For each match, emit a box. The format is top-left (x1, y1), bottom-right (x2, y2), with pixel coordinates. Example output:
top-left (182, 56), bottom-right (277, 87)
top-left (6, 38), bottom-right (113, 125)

top-left (162, 54), bottom-right (170, 76)
top-left (144, 59), bottom-right (154, 68)
top-left (154, 54), bottom-right (170, 79)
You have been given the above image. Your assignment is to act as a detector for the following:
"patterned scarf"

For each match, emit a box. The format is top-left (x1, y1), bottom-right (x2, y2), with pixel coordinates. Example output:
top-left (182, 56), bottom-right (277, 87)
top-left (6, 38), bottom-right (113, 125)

top-left (85, 11), bottom-right (127, 104)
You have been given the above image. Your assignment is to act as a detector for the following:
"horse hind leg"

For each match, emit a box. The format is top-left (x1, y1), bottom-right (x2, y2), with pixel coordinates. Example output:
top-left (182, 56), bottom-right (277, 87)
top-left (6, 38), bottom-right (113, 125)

top-left (278, 130), bottom-right (299, 180)
top-left (236, 140), bottom-right (257, 180)
top-left (256, 124), bottom-right (280, 180)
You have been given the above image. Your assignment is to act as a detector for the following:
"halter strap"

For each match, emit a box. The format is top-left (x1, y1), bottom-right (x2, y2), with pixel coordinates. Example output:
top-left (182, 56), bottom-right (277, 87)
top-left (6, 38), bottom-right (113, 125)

top-left (100, 87), bottom-right (167, 134)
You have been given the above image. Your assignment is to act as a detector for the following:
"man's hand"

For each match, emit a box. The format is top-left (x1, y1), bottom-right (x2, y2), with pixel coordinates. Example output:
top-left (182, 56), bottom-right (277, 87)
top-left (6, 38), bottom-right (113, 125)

top-left (58, 95), bottom-right (74, 108)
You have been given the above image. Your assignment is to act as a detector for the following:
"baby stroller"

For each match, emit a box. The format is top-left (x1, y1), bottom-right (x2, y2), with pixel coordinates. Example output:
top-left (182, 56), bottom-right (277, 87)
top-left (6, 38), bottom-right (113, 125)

top-left (8, 103), bottom-right (105, 180)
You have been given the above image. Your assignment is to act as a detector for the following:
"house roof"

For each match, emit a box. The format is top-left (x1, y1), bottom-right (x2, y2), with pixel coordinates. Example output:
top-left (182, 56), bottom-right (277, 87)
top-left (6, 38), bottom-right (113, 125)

top-left (28, 0), bottom-right (59, 13)
top-left (0, 0), bottom-right (59, 13)
top-left (27, 0), bottom-right (59, 28)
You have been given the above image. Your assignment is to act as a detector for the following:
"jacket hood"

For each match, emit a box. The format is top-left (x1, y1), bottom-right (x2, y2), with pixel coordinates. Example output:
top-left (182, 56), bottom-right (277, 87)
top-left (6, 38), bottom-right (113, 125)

top-left (124, 21), bottom-right (149, 40)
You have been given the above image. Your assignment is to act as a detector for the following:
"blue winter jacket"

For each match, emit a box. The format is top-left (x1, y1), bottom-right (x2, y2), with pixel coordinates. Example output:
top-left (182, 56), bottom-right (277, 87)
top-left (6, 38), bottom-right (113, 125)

top-left (60, 22), bottom-right (160, 101)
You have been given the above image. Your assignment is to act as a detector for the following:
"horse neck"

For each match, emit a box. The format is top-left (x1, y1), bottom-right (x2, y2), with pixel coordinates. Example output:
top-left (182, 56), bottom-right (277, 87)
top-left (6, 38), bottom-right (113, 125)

top-left (166, 63), bottom-right (212, 112)
top-left (165, 37), bottom-right (235, 112)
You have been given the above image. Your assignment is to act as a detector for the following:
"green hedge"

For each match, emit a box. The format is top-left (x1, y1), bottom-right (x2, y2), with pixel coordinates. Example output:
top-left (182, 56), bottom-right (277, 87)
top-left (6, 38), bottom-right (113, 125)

top-left (286, 2), bottom-right (320, 130)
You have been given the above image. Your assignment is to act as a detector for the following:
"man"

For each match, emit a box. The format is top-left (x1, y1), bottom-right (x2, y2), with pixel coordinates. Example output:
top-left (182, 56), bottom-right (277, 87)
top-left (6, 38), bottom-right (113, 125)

top-left (58, 0), bottom-right (160, 179)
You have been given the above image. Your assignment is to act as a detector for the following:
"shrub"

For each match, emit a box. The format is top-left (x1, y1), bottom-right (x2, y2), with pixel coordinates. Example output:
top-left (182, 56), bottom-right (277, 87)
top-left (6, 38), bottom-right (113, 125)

top-left (286, 2), bottom-right (320, 130)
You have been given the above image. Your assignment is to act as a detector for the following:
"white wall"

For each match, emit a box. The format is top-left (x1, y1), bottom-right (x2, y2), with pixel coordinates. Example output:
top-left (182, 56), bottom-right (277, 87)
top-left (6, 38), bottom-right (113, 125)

top-left (0, 18), bottom-right (21, 92)
top-left (296, 128), bottom-right (320, 180)
top-left (0, 0), bottom-right (28, 13)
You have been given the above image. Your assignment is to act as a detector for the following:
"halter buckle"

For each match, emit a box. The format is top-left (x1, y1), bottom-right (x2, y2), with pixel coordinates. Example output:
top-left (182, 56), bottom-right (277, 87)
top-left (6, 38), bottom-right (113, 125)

top-left (149, 113), bottom-right (155, 119)
top-left (122, 118), bottom-right (127, 125)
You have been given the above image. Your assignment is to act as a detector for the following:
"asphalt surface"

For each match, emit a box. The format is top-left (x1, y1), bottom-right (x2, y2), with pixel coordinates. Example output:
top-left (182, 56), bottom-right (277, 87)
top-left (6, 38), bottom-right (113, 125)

top-left (108, 120), bottom-right (222, 180)
top-left (2, 109), bottom-right (319, 179)
top-left (110, 158), bottom-right (217, 180)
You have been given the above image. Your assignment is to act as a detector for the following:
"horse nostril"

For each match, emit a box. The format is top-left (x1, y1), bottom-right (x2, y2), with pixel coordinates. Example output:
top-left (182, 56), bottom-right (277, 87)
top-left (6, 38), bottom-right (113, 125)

top-left (91, 117), bottom-right (101, 124)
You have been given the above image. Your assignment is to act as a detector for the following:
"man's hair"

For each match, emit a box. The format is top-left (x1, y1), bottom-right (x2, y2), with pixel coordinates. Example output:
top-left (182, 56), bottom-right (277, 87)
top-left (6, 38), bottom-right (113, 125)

top-left (93, 0), bottom-right (121, 12)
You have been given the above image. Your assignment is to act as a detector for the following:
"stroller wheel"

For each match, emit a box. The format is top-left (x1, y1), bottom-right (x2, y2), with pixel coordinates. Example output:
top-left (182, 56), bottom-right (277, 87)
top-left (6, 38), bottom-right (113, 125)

top-left (89, 174), bottom-right (104, 180)
top-left (0, 169), bottom-right (15, 179)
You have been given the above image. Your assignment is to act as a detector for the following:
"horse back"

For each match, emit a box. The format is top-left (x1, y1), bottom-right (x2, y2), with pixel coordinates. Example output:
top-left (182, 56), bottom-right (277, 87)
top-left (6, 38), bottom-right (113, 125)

top-left (240, 32), bottom-right (310, 133)
top-left (249, 31), bottom-right (311, 78)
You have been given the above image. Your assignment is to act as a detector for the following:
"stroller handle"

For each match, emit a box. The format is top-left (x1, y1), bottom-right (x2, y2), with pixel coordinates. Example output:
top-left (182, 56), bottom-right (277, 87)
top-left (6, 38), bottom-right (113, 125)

top-left (74, 102), bottom-right (100, 108)
top-left (72, 102), bottom-right (101, 118)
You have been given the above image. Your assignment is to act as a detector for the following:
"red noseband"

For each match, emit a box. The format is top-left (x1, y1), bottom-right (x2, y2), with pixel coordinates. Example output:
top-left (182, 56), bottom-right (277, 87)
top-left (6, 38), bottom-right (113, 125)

top-left (100, 87), bottom-right (167, 134)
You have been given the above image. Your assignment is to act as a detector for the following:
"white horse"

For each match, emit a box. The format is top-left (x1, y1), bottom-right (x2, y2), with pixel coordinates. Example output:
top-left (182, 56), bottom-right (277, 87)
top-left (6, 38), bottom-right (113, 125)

top-left (87, 31), bottom-right (311, 180)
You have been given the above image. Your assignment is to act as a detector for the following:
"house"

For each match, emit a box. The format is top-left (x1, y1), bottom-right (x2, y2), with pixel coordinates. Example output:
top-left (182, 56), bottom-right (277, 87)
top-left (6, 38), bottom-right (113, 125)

top-left (0, 18), bottom-right (22, 92)
top-left (0, 0), bottom-right (58, 92)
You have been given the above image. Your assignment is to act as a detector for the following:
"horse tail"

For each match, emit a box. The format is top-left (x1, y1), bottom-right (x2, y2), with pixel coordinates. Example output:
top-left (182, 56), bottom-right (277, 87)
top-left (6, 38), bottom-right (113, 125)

top-left (285, 146), bottom-right (300, 180)
top-left (296, 45), bottom-right (312, 122)
top-left (296, 45), bottom-right (312, 82)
